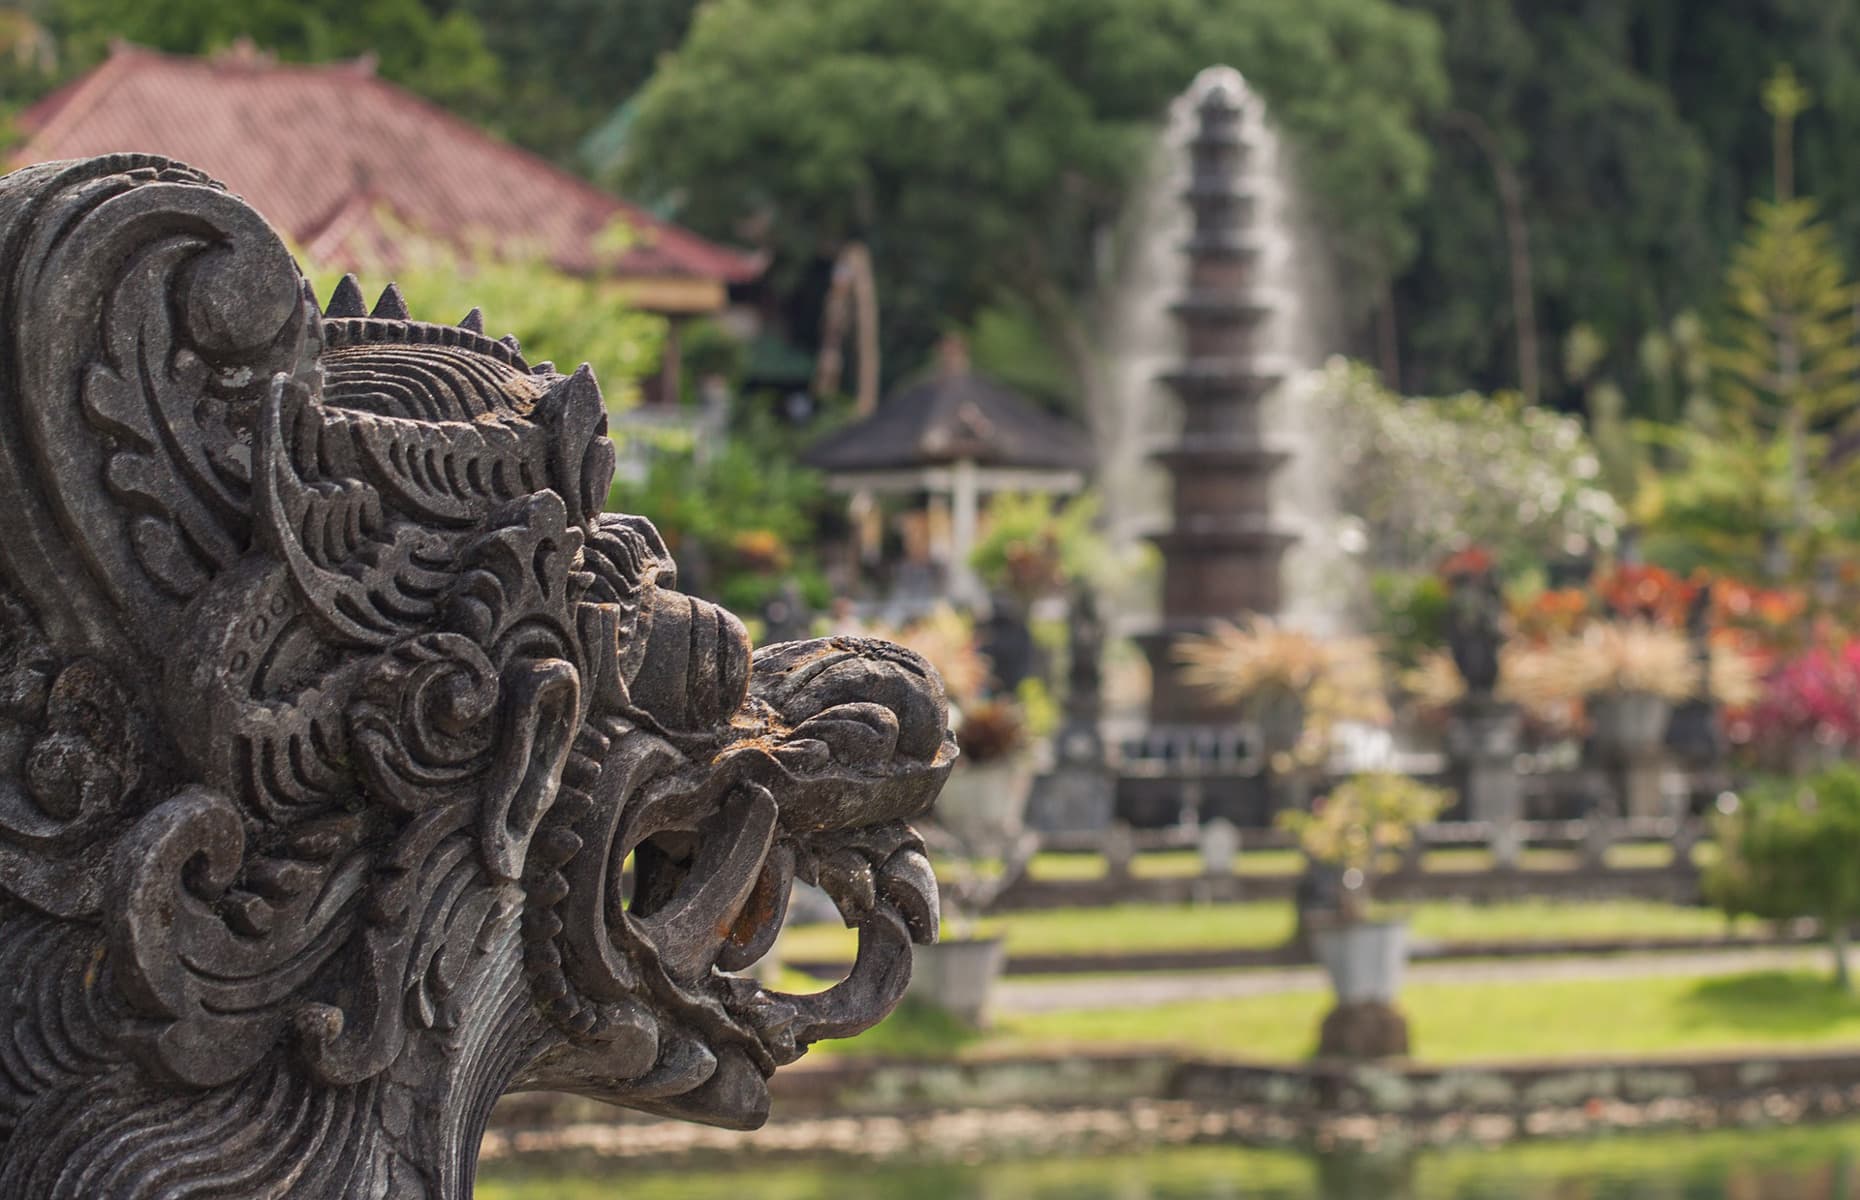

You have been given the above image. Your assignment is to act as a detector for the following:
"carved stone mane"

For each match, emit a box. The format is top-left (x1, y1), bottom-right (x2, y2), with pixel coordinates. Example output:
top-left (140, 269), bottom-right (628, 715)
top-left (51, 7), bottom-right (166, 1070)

top-left (0, 155), bottom-right (951, 1199)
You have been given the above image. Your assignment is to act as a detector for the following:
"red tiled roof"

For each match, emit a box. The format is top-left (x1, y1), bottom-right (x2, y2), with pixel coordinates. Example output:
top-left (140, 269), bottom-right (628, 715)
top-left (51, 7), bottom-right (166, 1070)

top-left (12, 43), bottom-right (762, 292)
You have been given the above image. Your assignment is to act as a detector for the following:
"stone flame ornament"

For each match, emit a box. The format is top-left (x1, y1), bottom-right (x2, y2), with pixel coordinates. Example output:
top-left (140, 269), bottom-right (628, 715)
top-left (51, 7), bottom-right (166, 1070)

top-left (0, 155), bottom-right (951, 1198)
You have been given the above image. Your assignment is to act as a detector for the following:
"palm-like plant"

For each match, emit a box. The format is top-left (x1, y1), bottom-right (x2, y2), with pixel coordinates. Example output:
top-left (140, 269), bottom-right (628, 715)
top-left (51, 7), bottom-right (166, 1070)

top-left (1176, 618), bottom-right (1389, 768)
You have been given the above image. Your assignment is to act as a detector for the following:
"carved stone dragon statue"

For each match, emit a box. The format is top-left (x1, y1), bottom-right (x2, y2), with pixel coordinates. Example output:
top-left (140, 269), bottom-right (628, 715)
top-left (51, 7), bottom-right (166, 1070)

top-left (0, 154), bottom-right (952, 1198)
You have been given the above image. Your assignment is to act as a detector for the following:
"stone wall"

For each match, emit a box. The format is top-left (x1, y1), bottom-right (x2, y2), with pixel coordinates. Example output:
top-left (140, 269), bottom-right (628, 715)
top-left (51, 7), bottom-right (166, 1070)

top-left (488, 1048), bottom-right (1860, 1166)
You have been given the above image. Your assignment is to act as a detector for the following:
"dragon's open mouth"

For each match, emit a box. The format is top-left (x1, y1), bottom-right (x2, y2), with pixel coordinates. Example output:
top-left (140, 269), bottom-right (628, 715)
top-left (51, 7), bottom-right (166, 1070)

top-left (533, 638), bottom-right (954, 1128)
top-left (619, 784), bottom-right (940, 1072)
top-left (729, 824), bottom-right (938, 1062)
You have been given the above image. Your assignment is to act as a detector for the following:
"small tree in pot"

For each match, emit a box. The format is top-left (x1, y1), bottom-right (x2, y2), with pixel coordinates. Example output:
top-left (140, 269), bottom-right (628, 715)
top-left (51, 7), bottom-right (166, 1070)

top-left (907, 696), bottom-right (1041, 1025)
top-left (1278, 772), bottom-right (1448, 1058)
top-left (1178, 621), bottom-right (1391, 947)
top-left (858, 605), bottom-right (1042, 1024)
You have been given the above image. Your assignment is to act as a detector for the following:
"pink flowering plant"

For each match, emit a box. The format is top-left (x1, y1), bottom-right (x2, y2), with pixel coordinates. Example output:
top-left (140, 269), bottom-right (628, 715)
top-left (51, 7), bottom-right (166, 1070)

top-left (1738, 638), bottom-right (1860, 765)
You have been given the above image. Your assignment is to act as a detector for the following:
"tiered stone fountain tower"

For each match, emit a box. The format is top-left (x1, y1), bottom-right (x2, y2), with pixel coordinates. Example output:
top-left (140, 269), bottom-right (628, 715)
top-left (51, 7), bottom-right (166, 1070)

top-left (1118, 69), bottom-right (1300, 828)
top-left (1138, 71), bottom-right (1297, 725)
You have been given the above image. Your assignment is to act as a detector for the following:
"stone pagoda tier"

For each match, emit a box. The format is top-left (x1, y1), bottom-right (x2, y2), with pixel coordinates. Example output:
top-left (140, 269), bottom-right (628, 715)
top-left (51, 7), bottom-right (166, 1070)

top-left (1137, 71), bottom-right (1298, 727)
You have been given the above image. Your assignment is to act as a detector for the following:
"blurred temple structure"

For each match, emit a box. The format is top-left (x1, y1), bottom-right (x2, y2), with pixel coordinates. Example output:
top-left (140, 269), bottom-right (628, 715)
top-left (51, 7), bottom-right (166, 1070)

top-left (803, 334), bottom-right (1093, 613)
top-left (9, 39), bottom-right (762, 404)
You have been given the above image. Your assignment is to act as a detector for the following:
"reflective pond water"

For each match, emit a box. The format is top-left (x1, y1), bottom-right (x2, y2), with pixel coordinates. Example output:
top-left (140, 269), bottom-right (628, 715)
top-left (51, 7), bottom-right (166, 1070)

top-left (480, 1120), bottom-right (1860, 1199)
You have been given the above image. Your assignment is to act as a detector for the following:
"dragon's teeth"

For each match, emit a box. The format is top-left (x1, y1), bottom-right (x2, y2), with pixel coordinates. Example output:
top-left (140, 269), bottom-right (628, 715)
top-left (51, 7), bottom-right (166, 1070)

top-left (817, 848), bottom-right (876, 923)
top-left (878, 847), bottom-right (939, 946)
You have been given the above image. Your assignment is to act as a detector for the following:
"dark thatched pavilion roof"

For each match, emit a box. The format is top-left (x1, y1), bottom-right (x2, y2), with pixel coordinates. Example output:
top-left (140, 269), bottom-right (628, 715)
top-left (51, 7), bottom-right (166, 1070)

top-left (802, 341), bottom-right (1094, 476)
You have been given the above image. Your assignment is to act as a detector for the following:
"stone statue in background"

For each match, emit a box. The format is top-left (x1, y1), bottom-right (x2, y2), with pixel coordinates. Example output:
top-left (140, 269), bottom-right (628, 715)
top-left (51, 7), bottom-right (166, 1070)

top-left (1060, 580), bottom-right (1107, 763)
top-left (1444, 557), bottom-right (1505, 697)
top-left (1027, 582), bottom-right (1115, 834)
top-left (0, 155), bottom-right (951, 1199)
top-left (1442, 552), bottom-right (1524, 864)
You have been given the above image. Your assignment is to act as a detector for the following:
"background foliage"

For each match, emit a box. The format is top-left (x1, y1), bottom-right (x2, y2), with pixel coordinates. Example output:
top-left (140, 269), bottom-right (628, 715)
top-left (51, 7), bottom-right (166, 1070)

top-left (606, 409), bottom-right (834, 614)
top-left (1320, 361), bottom-right (1622, 574)
top-left (619, 0), bottom-right (1444, 385)
top-left (9, 0), bottom-right (1860, 423)
top-left (1708, 765), bottom-right (1860, 988)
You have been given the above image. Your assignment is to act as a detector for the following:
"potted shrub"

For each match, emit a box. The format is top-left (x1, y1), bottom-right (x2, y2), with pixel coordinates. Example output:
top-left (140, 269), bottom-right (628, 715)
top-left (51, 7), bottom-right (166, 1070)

top-left (1278, 772), bottom-right (1448, 1041)
top-left (1175, 618), bottom-right (1389, 773)
top-left (1509, 619), bottom-right (1697, 754)
top-left (906, 696), bottom-right (1040, 1025)
top-left (934, 697), bottom-right (1036, 849)
top-left (1506, 618), bottom-right (1703, 817)
top-left (968, 493), bottom-right (1107, 612)
top-left (864, 605), bottom-right (1041, 1025)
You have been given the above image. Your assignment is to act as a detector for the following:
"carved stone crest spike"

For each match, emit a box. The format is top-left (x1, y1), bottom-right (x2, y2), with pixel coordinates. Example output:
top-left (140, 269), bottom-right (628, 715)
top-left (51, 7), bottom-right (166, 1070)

top-left (370, 281), bottom-right (410, 320)
top-left (0, 154), bottom-right (951, 1199)
top-left (325, 271), bottom-right (368, 317)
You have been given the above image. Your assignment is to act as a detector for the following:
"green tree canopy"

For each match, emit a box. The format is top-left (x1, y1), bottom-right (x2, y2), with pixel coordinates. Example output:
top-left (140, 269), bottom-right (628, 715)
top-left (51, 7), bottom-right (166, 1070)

top-left (1633, 65), bottom-right (1860, 578)
top-left (1390, 1), bottom-right (1712, 400)
top-left (42, 0), bottom-right (502, 114)
top-left (1640, 198), bottom-right (1860, 578)
top-left (1389, 1), bottom-right (1860, 407)
top-left (622, 0), bottom-right (1444, 385)
top-left (447, 0), bottom-right (701, 164)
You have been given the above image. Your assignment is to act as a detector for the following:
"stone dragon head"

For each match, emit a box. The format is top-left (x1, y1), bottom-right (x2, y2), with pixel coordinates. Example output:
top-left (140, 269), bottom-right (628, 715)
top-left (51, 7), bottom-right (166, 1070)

top-left (0, 155), bottom-right (952, 1199)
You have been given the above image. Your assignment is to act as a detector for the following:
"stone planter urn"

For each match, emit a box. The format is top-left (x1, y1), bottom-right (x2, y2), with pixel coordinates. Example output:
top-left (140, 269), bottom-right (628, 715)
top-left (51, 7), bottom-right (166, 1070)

top-left (932, 756), bottom-right (1036, 849)
top-left (1248, 684), bottom-right (1307, 764)
top-left (1589, 690), bottom-right (1672, 758)
top-left (1589, 691), bottom-right (1673, 818)
top-left (1311, 918), bottom-right (1411, 1059)
top-left (915, 758), bottom-right (1034, 1027)
top-left (908, 936), bottom-right (1008, 1027)
top-left (1311, 918), bottom-right (1409, 1004)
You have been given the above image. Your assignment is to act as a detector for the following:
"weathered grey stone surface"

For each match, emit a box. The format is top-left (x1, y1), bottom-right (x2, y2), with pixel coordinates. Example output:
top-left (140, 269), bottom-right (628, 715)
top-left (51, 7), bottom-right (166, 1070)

top-left (0, 154), bottom-right (951, 1199)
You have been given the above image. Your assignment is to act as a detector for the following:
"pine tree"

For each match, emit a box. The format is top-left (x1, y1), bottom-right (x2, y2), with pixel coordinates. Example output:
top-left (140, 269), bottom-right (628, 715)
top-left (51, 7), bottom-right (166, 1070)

top-left (1702, 68), bottom-right (1860, 573)
top-left (1713, 198), bottom-right (1860, 442)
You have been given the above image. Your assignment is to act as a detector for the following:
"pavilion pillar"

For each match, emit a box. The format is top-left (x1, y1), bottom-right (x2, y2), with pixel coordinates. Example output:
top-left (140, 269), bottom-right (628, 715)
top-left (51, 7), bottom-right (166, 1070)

top-left (926, 490), bottom-right (953, 566)
top-left (851, 489), bottom-right (881, 565)
top-left (656, 316), bottom-right (683, 408)
top-left (950, 457), bottom-right (983, 608)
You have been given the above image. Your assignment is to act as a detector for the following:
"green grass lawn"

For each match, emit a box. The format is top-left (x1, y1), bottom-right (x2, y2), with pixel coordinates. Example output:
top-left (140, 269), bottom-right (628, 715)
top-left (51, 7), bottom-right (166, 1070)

top-left (831, 967), bottom-right (1860, 1066)
top-left (1030, 840), bottom-right (1701, 881)
top-left (478, 1120), bottom-right (1860, 1199)
top-left (777, 897), bottom-right (1749, 963)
